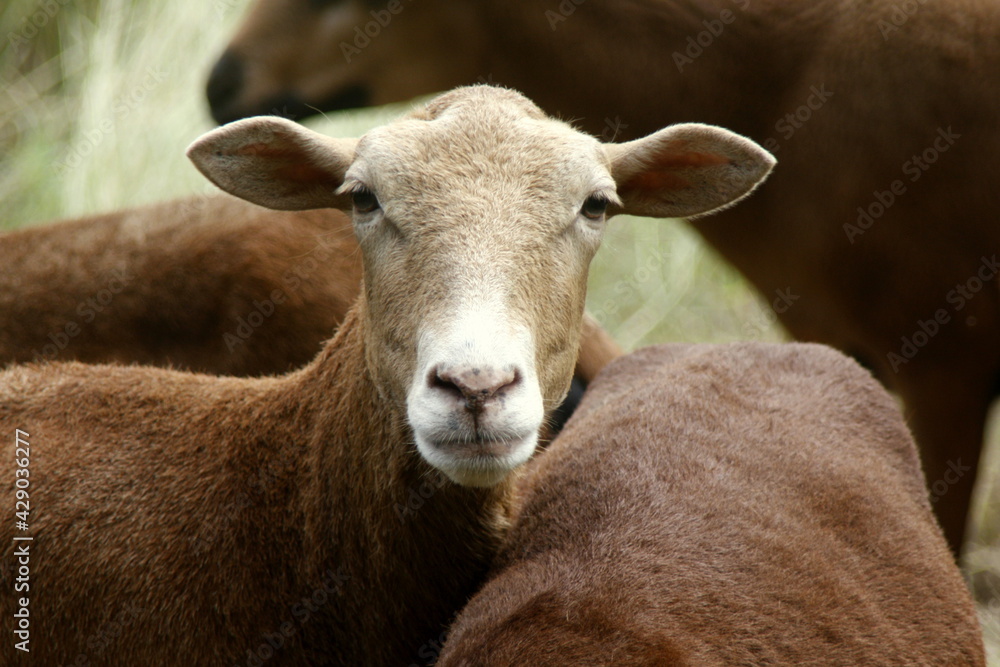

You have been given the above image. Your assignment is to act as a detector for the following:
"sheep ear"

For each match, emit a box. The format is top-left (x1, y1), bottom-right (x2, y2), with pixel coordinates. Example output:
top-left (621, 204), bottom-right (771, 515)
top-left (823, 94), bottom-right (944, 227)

top-left (606, 123), bottom-right (775, 219)
top-left (187, 117), bottom-right (358, 211)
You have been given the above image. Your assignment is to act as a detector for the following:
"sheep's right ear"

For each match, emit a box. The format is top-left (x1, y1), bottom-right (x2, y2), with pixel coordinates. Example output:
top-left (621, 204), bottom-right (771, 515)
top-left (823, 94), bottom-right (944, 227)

top-left (186, 117), bottom-right (358, 211)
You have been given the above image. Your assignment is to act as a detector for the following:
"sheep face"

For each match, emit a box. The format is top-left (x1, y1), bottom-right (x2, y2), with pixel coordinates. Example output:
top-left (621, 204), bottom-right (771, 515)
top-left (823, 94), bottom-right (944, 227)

top-left (187, 85), bottom-right (774, 487)
top-left (350, 88), bottom-right (610, 486)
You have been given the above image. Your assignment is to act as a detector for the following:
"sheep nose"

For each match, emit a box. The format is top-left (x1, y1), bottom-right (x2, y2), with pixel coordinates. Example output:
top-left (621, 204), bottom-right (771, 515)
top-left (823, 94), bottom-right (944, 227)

top-left (206, 49), bottom-right (244, 125)
top-left (431, 365), bottom-right (520, 415)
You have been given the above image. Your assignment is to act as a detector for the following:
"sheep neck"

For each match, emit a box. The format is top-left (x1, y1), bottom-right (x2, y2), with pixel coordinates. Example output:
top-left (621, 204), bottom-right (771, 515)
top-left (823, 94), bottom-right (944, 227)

top-left (284, 302), bottom-right (514, 664)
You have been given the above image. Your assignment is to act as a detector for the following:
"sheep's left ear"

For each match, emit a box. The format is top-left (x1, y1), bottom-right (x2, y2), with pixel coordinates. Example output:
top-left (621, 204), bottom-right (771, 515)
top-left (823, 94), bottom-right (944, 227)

top-left (606, 123), bottom-right (775, 219)
top-left (187, 116), bottom-right (359, 211)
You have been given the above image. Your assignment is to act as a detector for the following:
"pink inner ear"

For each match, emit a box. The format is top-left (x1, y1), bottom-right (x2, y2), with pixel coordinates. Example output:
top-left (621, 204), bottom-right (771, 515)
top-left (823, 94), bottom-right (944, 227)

top-left (621, 151), bottom-right (731, 194)
top-left (228, 142), bottom-right (332, 186)
top-left (623, 171), bottom-right (691, 193)
top-left (653, 150), bottom-right (731, 169)
top-left (230, 143), bottom-right (299, 159)
top-left (275, 163), bottom-right (334, 185)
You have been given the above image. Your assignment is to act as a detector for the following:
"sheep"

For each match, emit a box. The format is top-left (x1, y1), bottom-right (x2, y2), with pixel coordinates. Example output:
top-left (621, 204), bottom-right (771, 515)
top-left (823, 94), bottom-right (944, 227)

top-left (206, 0), bottom-right (1000, 553)
top-left (1, 194), bottom-right (360, 376)
top-left (436, 343), bottom-right (985, 666)
top-left (0, 85), bottom-right (775, 665)
top-left (0, 194), bottom-right (621, 428)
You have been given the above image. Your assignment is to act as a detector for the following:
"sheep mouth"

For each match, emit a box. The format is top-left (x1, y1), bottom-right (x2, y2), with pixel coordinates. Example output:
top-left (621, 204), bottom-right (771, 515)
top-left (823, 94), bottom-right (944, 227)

top-left (434, 432), bottom-right (532, 456)
top-left (415, 430), bottom-right (539, 488)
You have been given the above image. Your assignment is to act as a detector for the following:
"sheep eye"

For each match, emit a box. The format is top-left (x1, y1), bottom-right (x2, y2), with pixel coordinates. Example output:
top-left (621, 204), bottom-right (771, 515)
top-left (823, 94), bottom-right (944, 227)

top-left (580, 195), bottom-right (609, 220)
top-left (352, 187), bottom-right (380, 214)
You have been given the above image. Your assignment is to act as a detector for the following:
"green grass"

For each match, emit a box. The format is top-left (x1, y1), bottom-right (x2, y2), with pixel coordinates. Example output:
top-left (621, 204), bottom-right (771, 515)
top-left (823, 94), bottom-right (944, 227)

top-left (2, 0), bottom-right (998, 661)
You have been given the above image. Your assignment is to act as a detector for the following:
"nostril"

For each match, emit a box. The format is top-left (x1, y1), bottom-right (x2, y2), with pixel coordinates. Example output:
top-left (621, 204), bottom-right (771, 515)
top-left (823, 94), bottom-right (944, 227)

top-left (505, 368), bottom-right (522, 391)
top-left (206, 49), bottom-right (244, 122)
top-left (431, 365), bottom-right (519, 414)
top-left (430, 367), bottom-right (465, 400)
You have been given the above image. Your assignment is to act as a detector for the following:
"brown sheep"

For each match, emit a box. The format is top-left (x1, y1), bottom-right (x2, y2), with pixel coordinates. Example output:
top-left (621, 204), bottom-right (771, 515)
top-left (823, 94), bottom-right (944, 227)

top-left (1, 194), bottom-right (359, 376)
top-left (437, 343), bottom-right (984, 666)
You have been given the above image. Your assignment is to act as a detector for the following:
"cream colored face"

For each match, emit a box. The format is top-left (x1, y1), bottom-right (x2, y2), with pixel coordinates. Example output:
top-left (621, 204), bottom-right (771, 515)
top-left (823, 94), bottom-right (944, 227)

top-left (344, 90), bottom-right (613, 485)
top-left (187, 85), bottom-right (775, 486)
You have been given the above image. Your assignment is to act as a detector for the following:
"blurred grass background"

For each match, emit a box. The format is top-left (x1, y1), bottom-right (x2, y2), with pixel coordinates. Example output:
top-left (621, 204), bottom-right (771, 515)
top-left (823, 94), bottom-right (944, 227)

top-left (2, 0), bottom-right (998, 660)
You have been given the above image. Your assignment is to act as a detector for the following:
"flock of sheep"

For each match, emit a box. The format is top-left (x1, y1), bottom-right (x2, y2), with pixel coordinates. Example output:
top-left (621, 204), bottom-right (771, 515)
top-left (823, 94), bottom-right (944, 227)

top-left (3, 0), bottom-right (999, 664)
